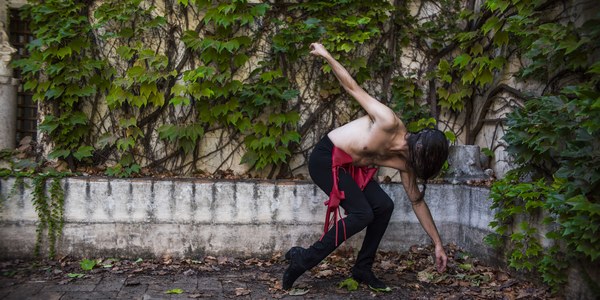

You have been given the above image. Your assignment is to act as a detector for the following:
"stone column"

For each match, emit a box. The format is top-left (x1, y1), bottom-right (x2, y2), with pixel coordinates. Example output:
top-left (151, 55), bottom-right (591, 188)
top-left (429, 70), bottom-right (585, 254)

top-left (445, 145), bottom-right (491, 183)
top-left (0, 21), bottom-right (18, 150)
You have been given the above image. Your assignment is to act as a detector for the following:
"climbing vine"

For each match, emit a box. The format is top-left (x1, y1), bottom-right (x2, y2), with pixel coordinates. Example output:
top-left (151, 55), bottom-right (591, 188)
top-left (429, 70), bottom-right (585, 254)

top-left (16, 0), bottom-right (593, 178)
top-left (468, 0), bottom-right (600, 293)
top-left (1, 147), bottom-right (69, 259)
top-left (12, 0), bottom-right (409, 178)
top-left (31, 173), bottom-right (66, 258)
top-left (12, 1), bottom-right (104, 170)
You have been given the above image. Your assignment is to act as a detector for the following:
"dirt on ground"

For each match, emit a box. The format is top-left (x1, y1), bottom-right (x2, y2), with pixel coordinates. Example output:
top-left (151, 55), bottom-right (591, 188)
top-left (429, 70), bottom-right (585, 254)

top-left (0, 243), bottom-right (556, 299)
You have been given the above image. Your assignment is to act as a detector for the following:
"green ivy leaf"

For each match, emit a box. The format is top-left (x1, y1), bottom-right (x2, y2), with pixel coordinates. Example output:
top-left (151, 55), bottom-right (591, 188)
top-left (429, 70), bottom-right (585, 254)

top-left (116, 46), bottom-right (134, 60)
top-left (169, 96), bottom-right (190, 106)
top-left (80, 259), bottom-right (97, 271)
top-left (470, 43), bottom-right (483, 55)
top-left (486, 0), bottom-right (510, 12)
top-left (56, 46), bottom-right (72, 59)
top-left (444, 131), bottom-right (457, 143)
top-left (67, 273), bottom-right (85, 278)
top-left (73, 146), bottom-right (94, 161)
top-left (240, 151), bottom-right (258, 166)
top-left (119, 117), bottom-right (137, 128)
top-left (127, 66), bottom-right (145, 78)
top-left (437, 59), bottom-right (451, 73)
top-left (117, 137), bottom-right (135, 151)
top-left (476, 69), bottom-right (493, 86)
top-left (482, 16), bottom-right (500, 35)
top-left (339, 43), bottom-right (354, 52)
top-left (304, 18), bottom-right (321, 29)
top-left (260, 70), bottom-right (283, 83)
top-left (251, 3), bottom-right (269, 17)
top-left (490, 57), bottom-right (507, 71)
top-left (338, 277), bottom-right (359, 291)
top-left (45, 86), bottom-right (65, 99)
top-left (557, 36), bottom-right (584, 55)
top-left (233, 53), bottom-right (249, 68)
top-left (140, 82), bottom-right (157, 97)
top-left (23, 80), bottom-right (38, 91)
top-left (48, 149), bottom-right (71, 160)
top-left (453, 53), bottom-right (471, 69)
top-left (165, 288), bottom-right (184, 294)
top-left (587, 61), bottom-right (600, 74)
top-left (493, 31), bottom-right (509, 46)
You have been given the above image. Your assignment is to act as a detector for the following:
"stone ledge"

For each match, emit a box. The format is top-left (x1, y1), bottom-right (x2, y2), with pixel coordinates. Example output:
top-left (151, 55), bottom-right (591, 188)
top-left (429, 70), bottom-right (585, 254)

top-left (0, 177), bottom-right (493, 260)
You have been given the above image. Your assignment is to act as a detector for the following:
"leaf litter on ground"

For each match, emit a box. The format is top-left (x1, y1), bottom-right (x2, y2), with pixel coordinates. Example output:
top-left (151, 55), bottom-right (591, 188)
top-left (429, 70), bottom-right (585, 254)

top-left (0, 243), bottom-right (556, 299)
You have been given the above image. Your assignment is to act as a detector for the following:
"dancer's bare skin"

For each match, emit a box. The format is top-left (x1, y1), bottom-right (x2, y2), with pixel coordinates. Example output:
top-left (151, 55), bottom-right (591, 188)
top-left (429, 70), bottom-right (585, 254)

top-left (310, 42), bottom-right (448, 273)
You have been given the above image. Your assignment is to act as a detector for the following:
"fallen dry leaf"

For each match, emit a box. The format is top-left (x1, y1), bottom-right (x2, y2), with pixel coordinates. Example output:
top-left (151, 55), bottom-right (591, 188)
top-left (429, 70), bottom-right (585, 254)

top-left (314, 269), bottom-right (334, 278)
top-left (379, 260), bottom-right (395, 270)
top-left (288, 288), bottom-right (309, 296)
top-left (235, 287), bottom-right (251, 296)
top-left (417, 267), bottom-right (436, 283)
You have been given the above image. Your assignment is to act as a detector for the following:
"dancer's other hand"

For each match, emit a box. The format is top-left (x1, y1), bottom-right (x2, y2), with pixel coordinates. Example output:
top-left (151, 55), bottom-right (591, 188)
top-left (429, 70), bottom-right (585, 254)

top-left (435, 244), bottom-right (447, 273)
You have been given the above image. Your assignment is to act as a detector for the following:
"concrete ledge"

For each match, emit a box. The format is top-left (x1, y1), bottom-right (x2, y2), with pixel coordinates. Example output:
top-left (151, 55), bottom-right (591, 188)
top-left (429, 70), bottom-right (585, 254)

top-left (0, 177), bottom-right (494, 260)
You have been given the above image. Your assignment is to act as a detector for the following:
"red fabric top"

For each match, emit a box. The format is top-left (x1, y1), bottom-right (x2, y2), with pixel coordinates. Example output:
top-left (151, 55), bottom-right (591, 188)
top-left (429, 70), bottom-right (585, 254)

top-left (322, 146), bottom-right (377, 245)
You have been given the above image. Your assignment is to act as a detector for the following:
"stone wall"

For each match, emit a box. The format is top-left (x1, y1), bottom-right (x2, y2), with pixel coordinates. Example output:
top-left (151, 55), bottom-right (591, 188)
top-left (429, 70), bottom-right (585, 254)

top-left (0, 177), bottom-right (494, 261)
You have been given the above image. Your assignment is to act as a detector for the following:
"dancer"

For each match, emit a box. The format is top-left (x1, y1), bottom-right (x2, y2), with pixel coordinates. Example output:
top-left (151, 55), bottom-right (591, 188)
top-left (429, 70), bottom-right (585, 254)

top-left (283, 43), bottom-right (449, 291)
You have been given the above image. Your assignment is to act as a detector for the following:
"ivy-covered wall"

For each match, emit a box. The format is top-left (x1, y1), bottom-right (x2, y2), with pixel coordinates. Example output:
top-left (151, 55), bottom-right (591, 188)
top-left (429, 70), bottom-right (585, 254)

top-left (6, 0), bottom-right (597, 177)
top-left (5, 0), bottom-right (523, 179)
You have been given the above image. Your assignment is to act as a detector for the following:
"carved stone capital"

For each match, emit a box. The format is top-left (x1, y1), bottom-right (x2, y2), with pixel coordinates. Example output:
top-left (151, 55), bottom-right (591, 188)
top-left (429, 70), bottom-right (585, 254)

top-left (0, 21), bottom-right (17, 77)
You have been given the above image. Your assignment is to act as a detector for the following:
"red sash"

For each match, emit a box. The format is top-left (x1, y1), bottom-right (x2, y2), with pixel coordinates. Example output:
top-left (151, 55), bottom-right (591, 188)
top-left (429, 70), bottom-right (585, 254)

top-left (323, 146), bottom-right (377, 245)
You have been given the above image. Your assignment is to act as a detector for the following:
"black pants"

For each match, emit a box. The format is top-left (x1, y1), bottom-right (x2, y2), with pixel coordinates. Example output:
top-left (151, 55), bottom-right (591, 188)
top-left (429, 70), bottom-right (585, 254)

top-left (306, 135), bottom-right (395, 272)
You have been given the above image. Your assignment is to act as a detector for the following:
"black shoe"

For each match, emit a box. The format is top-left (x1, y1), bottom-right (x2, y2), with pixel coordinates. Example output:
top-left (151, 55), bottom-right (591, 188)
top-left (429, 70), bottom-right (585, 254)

top-left (282, 247), bottom-right (308, 290)
top-left (352, 268), bottom-right (391, 292)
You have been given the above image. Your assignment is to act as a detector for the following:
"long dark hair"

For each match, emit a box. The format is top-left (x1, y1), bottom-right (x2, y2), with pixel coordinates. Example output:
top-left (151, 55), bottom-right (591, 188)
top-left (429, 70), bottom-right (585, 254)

top-left (407, 128), bottom-right (449, 199)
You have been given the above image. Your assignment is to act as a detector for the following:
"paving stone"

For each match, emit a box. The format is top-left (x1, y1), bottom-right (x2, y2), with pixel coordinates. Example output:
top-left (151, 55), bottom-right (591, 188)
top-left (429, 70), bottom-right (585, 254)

top-left (43, 282), bottom-right (97, 292)
top-left (117, 283), bottom-right (148, 299)
top-left (248, 282), bottom-right (280, 299)
top-left (0, 277), bottom-right (18, 288)
top-left (186, 289), bottom-right (222, 299)
top-left (220, 278), bottom-right (251, 299)
top-left (145, 278), bottom-right (196, 294)
top-left (142, 289), bottom-right (174, 299)
top-left (172, 274), bottom-right (198, 287)
top-left (197, 276), bottom-right (222, 291)
top-left (129, 275), bottom-right (164, 286)
top-left (60, 291), bottom-right (119, 300)
top-left (94, 275), bottom-right (126, 292)
top-left (29, 291), bottom-right (64, 300)
top-left (0, 282), bottom-right (46, 299)
top-left (4, 290), bottom-right (64, 300)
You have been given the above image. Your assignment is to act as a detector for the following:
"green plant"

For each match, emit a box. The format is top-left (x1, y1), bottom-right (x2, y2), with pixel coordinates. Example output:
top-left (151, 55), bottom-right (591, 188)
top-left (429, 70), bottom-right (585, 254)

top-left (12, 1), bottom-right (105, 170)
top-left (67, 273), bottom-right (85, 278)
top-left (483, 0), bottom-right (600, 292)
top-left (13, 0), bottom-right (459, 178)
top-left (30, 173), bottom-right (67, 259)
top-left (338, 278), bottom-right (359, 291)
top-left (80, 259), bottom-right (97, 271)
top-left (1, 152), bottom-right (69, 259)
top-left (165, 288), bottom-right (184, 295)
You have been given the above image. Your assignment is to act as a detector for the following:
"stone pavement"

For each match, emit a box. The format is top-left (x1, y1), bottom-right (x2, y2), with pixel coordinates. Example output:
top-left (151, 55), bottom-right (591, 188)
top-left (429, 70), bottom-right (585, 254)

top-left (1, 273), bottom-right (274, 300)
top-left (0, 266), bottom-right (406, 300)
top-left (0, 246), bottom-right (555, 300)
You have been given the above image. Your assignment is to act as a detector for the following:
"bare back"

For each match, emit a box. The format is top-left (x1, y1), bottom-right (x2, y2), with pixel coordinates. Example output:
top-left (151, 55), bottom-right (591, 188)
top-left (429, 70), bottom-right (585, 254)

top-left (328, 115), bottom-right (410, 170)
